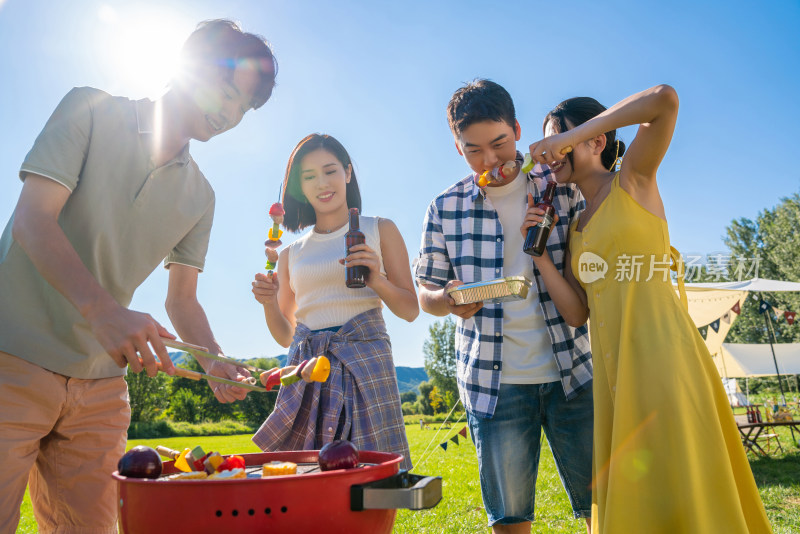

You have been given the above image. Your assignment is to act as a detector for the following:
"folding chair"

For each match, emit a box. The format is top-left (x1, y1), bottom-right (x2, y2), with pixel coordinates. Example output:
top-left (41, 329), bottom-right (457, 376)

top-left (756, 429), bottom-right (783, 454)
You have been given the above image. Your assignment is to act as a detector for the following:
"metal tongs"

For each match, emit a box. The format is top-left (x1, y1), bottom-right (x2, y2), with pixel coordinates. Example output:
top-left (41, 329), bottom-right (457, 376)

top-left (158, 337), bottom-right (271, 392)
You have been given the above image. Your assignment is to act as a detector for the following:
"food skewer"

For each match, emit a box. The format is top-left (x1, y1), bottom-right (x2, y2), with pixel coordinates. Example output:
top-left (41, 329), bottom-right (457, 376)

top-left (154, 337), bottom-right (331, 392)
top-left (265, 202), bottom-right (284, 272)
top-left (261, 356), bottom-right (331, 390)
top-left (476, 147), bottom-right (573, 188)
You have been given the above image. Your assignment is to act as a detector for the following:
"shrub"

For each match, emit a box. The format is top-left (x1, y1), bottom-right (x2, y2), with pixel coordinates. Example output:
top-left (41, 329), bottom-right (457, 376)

top-left (400, 391), bottom-right (418, 404)
top-left (169, 389), bottom-right (204, 423)
top-left (125, 366), bottom-right (169, 422)
top-left (128, 420), bottom-right (175, 439)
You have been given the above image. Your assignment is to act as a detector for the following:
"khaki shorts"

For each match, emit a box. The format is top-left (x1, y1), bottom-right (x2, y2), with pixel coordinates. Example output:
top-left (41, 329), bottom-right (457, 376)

top-left (0, 351), bottom-right (130, 534)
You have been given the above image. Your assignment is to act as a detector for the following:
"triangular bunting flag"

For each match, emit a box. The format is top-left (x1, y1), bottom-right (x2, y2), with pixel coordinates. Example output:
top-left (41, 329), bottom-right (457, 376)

top-left (699, 327), bottom-right (707, 340)
top-left (450, 435), bottom-right (460, 445)
top-left (459, 427), bottom-right (467, 438)
top-left (440, 442), bottom-right (448, 451)
top-left (786, 311), bottom-right (797, 325)
top-left (773, 307), bottom-right (785, 319)
top-left (710, 319), bottom-right (720, 333)
top-left (722, 311), bottom-right (731, 324)
top-left (758, 300), bottom-right (770, 314)
top-left (732, 301), bottom-right (741, 314)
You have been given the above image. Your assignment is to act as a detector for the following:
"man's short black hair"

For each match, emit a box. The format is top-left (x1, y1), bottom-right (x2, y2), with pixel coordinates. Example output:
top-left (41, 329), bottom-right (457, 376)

top-left (178, 19), bottom-right (278, 109)
top-left (447, 79), bottom-right (516, 137)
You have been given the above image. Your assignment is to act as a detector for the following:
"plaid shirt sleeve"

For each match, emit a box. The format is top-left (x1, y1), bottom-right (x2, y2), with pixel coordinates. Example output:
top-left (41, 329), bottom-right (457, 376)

top-left (414, 198), bottom-right (455, 288)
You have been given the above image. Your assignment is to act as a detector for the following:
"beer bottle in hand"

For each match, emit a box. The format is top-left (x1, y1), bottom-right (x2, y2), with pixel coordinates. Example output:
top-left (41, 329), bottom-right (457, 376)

top-left (523, 181), bottom-right (557, 256)
top-left (345, 208), bottom-right (368, 288)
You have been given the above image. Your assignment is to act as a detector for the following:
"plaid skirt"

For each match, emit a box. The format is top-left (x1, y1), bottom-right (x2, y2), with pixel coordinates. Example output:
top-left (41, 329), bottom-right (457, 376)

top-left (252, 308), bottom-right (412, 470)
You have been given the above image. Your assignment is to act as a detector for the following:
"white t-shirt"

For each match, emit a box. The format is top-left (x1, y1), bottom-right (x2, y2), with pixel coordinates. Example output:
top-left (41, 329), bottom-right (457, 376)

top-left (484, 175), bottom-right (560, 384)
top-left (287, 215), bottom-right (385, 330)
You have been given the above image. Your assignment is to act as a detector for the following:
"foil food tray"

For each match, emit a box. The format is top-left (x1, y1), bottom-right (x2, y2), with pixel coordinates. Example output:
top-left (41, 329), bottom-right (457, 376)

top-left (446, 276), bottom-right (531, 305)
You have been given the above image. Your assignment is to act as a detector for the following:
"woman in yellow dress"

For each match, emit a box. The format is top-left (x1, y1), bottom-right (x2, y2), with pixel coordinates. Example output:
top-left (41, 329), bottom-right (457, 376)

top-left (523, 85), bottom-right (772, 533)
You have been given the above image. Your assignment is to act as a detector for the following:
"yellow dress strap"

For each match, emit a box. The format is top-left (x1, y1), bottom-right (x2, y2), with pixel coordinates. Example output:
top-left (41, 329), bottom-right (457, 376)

top-left (670, 245), bottom-right (688, 311)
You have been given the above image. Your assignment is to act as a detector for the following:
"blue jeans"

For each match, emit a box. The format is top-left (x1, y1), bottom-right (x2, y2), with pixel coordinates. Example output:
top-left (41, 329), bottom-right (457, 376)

top-left (466, 382), bottom-right (593, 526)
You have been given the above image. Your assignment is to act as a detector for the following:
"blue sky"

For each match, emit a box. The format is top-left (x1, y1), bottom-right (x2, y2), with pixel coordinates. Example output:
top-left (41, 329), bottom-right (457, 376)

top-left (1, 0), bottom-right (798, 367)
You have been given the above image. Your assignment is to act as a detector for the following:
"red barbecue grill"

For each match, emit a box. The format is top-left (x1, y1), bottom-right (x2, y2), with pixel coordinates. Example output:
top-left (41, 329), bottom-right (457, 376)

top-left (114, 450), bottom-right (441, 533)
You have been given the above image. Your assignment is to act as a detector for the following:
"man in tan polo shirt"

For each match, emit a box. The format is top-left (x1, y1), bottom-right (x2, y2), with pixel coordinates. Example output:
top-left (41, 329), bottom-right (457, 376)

top-left (0, 20), bottom-right (277, 533)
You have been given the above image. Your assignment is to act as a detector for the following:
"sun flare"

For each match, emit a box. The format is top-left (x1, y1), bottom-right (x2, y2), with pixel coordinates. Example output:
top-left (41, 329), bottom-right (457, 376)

top-left (96, 4), bottom-right (194, 97)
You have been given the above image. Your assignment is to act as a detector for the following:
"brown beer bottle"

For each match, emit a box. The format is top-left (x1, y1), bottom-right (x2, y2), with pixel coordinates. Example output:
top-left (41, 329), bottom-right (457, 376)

top-left (345, 208), bottom-right (368, 288)
top-left (523, 181), bottom-right (557, 256)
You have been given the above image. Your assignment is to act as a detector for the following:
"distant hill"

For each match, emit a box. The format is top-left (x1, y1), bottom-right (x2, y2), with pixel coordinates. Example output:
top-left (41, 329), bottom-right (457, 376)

top-left (168, 351), bottom-right (190, 365)
top-left (168, 351), bottom-right (284, 367)
top-left (395, 366), bottom-right (428, 394)
top-left (170, 351), bottom-right (427, 394)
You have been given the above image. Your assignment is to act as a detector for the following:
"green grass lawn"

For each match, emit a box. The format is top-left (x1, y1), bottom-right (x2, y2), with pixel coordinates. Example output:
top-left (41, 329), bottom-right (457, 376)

top-left (16, 424), bottom-right (800, 533)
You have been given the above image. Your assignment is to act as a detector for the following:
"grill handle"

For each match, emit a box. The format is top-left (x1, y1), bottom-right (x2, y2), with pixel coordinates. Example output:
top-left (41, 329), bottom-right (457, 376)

top-left (350, 470), bottom-right (442, 511)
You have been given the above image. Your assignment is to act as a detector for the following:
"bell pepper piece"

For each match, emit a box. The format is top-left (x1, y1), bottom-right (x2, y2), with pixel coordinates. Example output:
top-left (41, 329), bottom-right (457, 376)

top-left (264, 369), bottom-right (282, 391)
top-left (194, 454), bottom-right (211, 472)
top-left (309, 356), bottom-right (330, 383)
top-left (204, 452), bottom-right (225, 474)
top-left (188, 446), bottom-right (208, 471)
top-left (268, 226), bottom-right (283, 242)
top-left (174, 448), bottom-right (192, 472)
top-left (226, 455), bottom-right (246, 470)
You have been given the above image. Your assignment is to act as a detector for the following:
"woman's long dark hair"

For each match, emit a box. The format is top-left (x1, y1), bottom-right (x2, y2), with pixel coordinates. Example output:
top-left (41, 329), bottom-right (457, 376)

top-left (544, 97), bottom-right (626, 171)
top-left (281, 134), bottom-right (362, 232)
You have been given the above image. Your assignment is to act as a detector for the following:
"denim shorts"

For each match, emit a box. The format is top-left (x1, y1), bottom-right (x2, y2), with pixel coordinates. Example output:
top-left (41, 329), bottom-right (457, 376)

top-left (466, 382), bottom-right (593, 525)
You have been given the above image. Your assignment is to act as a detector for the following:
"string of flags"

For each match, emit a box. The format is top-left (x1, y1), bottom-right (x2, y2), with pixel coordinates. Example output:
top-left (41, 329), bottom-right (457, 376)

top-left (758, 298), bottom-right (797, 325)
top-left (705, 300), bottom-right (742, 337)
top-left (708, 310), bottom-right (735, 333)
top-left (703, 298), bottom-right (797, 339)
top-left (439, 426), bottom-right (468, 451)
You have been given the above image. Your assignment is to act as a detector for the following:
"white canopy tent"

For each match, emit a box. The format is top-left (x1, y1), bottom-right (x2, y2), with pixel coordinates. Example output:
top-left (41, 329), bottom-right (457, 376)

top-left (717, 343), bottom-right (800, 378)
top-left (678, 278), bottom-right (800, 405)
top-left (681, 277), bottom-right (800, 360)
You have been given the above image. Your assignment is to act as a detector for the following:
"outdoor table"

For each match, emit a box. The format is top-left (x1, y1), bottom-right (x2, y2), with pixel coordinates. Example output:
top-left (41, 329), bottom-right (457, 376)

top-left (736, 420), bottom-right (800, 457)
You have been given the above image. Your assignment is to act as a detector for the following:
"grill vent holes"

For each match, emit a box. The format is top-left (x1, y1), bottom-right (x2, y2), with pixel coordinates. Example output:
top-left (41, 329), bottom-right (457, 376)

top-left (214, 506), bottom-right (286, 517)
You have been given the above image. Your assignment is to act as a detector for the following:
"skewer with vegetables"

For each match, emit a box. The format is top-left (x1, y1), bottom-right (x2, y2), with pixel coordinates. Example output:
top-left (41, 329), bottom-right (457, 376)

top-left (474, 149), bottom-right (572, 187)
top-left (155, 338), bottom-right (330, 392)
top-left (265, 202), bottom-right (284, 271)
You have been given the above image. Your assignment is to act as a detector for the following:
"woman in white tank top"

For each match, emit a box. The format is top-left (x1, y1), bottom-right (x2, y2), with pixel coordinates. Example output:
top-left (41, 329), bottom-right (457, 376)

top-left (251, 134), bottom-right (418, 468)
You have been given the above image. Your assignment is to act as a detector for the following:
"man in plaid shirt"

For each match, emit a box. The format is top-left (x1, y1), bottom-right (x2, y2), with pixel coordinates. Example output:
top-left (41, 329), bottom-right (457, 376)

top-left (415, 80), bottom-right (594, 533)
